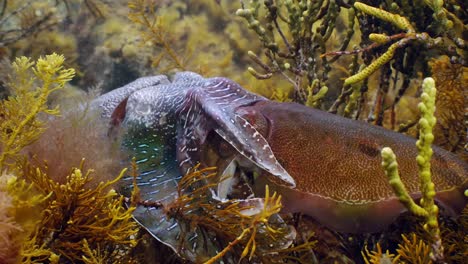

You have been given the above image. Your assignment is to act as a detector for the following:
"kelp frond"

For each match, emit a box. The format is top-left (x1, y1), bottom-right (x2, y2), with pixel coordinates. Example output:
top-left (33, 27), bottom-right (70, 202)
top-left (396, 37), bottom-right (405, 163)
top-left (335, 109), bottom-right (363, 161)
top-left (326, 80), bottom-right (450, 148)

top-left (0, 53), bottom-right (75, 170)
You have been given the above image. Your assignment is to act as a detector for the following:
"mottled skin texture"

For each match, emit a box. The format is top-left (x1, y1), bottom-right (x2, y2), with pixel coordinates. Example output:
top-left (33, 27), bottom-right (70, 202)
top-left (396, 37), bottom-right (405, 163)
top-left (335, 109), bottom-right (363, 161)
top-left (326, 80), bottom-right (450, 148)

top-left (237, 101), bottom-right (467, 232)
top-left (95, 72), bottom-right (468, 234)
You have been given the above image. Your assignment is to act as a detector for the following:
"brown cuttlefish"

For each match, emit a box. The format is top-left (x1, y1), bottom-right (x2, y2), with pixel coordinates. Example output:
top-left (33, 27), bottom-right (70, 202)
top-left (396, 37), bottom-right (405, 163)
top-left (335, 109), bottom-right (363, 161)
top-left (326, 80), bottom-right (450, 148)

top-left (95, 71), bottom-right (467, 240)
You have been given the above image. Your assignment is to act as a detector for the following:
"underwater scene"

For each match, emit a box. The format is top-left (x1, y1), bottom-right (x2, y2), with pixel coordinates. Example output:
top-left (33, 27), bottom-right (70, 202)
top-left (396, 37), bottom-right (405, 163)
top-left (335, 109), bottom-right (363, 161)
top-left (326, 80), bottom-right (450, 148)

top-left (0, 0), bottom-right (467, 263)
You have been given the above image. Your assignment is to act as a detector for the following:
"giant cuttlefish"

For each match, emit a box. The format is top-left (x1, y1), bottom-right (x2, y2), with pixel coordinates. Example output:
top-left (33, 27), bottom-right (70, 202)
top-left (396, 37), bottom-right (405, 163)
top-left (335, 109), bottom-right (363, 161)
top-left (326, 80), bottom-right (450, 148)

top-left (93, 72), bottom-right (467, 261)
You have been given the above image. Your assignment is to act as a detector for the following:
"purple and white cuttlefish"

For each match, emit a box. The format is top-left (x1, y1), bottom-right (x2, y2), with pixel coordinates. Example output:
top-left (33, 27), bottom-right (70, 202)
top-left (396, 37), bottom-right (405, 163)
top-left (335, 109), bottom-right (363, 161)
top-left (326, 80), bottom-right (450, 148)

top-left (93, 71), bottom-right (467, 260)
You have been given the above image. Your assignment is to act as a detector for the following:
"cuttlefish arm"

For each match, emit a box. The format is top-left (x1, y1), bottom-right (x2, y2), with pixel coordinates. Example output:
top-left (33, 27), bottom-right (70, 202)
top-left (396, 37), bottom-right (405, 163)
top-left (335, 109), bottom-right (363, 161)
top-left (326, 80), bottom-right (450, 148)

top-left (94, 73), bottom-right (295, 262)
top-left (176, 77), bottom-right (296, 187)
top-left (93, 72), bottom-right (216, 259)
top-left (237, 101), bottom-right (468, 233)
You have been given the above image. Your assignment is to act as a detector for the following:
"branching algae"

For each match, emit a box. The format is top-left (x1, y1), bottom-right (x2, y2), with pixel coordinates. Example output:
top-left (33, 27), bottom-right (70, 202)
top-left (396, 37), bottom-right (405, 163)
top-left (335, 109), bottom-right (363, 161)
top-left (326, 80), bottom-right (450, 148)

top-left (0, 54), bottom-right (139, 263)
top-left (381, 78), bottom-right (443, 261)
